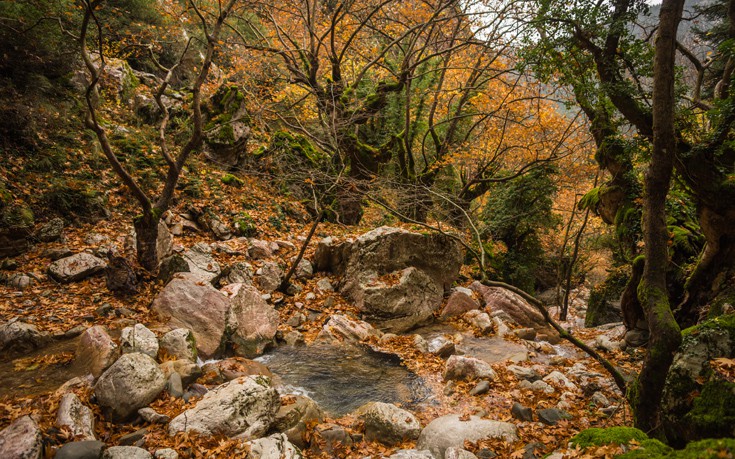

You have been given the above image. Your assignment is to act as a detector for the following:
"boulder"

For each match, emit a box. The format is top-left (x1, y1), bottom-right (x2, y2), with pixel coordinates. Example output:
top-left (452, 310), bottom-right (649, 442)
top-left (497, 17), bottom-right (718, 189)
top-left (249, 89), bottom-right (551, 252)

top-left (159, 328), bottom-right (197, 362)
top-left (159, 360), bottom-right (202, 386)
top-left (416, 415), bottom-right (518, 459)
top-left (463, 310), bottom-right (493, 334)
top-left (94, 353), bottom-right (166, 421)
top-left (0, 416), bottom-right (43, 459)
top-left (271, 395), bottom-right (323, 449)
top-left (227, 285), bottom-right (279, 358)
top-left (35, 217), bottom-right (64, 242)
top-left (445, 448), bottom-right (478, 459)
top-left (255, 261), bottom-right (283, 293)
top-left (355, 402), bottom-right (421, 446)
top-left (168, 376), bottom-right (280, 439)
top-left (248, 240), bottom-right (274, 260)
top-left (76, 325), bottom-right (120, 378)
top-left (151, 274), bottom-right (230, 359)
top-left (244, 433), bottom-right (301, 459)
top-left (215, 261), bottom-right (253, 287)
top-left (54, 441), bottom-right (106, 459)
top-left (440, 288), bottom-right (480, 318)
top-left (0, 320), bottom-right (48, 353)
top-left (120, 324), bottom-right (158, 358)
top-left (443, 356), bottom-right (497, 382)
top-left (316, 314), bottom-right (376, 344)
top-left (294, 259), bottom-right (313, 279)
top-left (428, 336), bottom-right (456, 358)
top-left (181, 243), bottom-right (221, 281)
top-left (56, 393), bottom-right (95, 441)
top-left (102, 446), bottom-right (152, 459)
top-left (48, 253), bottom-right (106, 283)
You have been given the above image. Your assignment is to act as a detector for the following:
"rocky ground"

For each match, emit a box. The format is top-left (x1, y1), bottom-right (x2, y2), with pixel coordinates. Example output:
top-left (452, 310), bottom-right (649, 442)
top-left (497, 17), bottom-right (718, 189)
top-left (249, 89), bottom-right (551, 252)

top-left (0, 194), bottom-right (648, 459)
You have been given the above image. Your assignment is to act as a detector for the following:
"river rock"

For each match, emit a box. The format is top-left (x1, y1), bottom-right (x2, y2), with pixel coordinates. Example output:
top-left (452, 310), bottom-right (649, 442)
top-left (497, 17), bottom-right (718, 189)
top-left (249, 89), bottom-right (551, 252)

top-left (443, 355), bottom-right (497, 382)
top-left (355, 402), bottom-right (421, 446)
top-left (416, 415), bottom-right (518, 459)
top-left (48, 253), bottom-right (106, 283)
top-left (317, 314), bottom-right (376, 343)
top-left (255, 261), bottom-right (283, 293)
top-left (228, 285), bottom-right (279, 358)
top-left (0, 319), bottom-right (48, 353)
top-left (139, 407), bottom-right (170, 424)
top-left (95, 352), bottom-right (166, 421)
top-left (543, 371), bottom-right (578, 391)
top-left (151, 274), bottom-right (230, 359)
top-left (519, 379), bottom-right (554, 394)
top-left (159, 328), bottom-right (197, 362)
top-left (55, 441), bottom-right (106, 459)
top-left (272, 395), bottom-right (324, 449)
top-left (168, 376), bottom-right (280, 439)
top-left (428, 336), bottom-right (456, 358)
top-left (76, 325), bottom-right (120, 378)
top-left (56, 393), bottom-right (95, 441)
top-left (120, 324), bottom-right (158, 358)
top-left (441, 288), bottom-right (480, 318)
top-left (294, 258), bottom-right (313, 279)
top-left (0, 416), bottom-right (43, 459)
top-left (511, 402), bottom-right (534, 422)
top-left (463, 310), bottom-right (493, 334)
top-left (245, 433), bottom-right (301, 459)
top-left (102, 446), bottom-right (152, 459)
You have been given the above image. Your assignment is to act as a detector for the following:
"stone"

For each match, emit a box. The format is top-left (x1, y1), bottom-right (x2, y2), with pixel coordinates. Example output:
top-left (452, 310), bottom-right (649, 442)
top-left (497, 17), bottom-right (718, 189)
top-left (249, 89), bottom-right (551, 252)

top-left (309, 423), bottom-right (353, 456)
top-left (536, 408), bottom-right (571, 426)
top-left (228, 285), bottom-right (279, 358)
top-left (286, 313), bottom-right (306, 328)
top-left (388, 450), bottom-right (434, 459)
top-left (6, 273), bottom-right (33, 289)
top-left (244, 433), bottom-right (301, 459)
top-left (0, 416), bottom-right (43, 459)
top-left (255, 261), bottom-right (283, 293)
top-left (591, 392), bottom-right (610, 407)
top-left (445, 447), bottom-right (479, 459)
top-left (414, 334), bottom-right (429, 352)
top-left (94, 352), bottom-right (166, 421)
top-left (151, 274), bottom-right (230, 359)
top-left (138, 407), bottom-right (170, 424)
top-left (203, 212), bottom-right (232, 241)
top-left (443, 355), bottom-right (497, 382)
top-left (355, 402), bottom-right (421, 446)
top-left (168, 376), bottom-right (280, 439)
top-left (507, 365), bottom-right (539, 382)
top-left (102, 446), bottom-right (152, 459)
top-left (514, 328), bottom-right (537, 341)
top-left (157, 255), bottom-right (190, 284)
top-left (120, 324), bottom-right (158, 358)
top-left (35, 217), bottom-right (64, 242)
top-left (623, 327), bottom-right (649, 348)
top-left (48, 253), bottom-right (106, 283)
top-left (119, 428), bottom-right (147, 446)
top-left (428, 336), bottom-right (456, 358)
top-left (294, 258), bottom-right (313, 279)
top-left (56, 393), bottom-right (95, 441)
top-left (272, 395), bottom-right (324, 449)
top-left (200, 357), bottom-right (272, 385)
top-left (416, 415), bottom-right (518, 459)
top-left (159, 359), bottom-right (201, 386)
top-left (316, 278), bottom-right (334, 292)
top-left (518, 380), bottom-right (554, 394)
top-left (181, 243), bottom-right (221, 281)
top-left (154, 449), bottom-right (178, 459)
top-left (283, 331), bottom-right (305, 346)
top-left (128, 221), bottom-right (172, 268)
top-left (54, 441), bottom-right (106, 459)
top-left (511, 403), bottom-right (534, 422)
top-left (215, 261), bottom-right (253, 287)
top-left (316, 314), bottom-right (375, 344)
top-left (0, 319), bottom-right (48, 353)
top-left (159, 328), bottom-right (197, 362)
top-left (166, 373), bottom-right (184, 398)
top-left (441, 288), bottom-right (480, 318)
top-left (491, 316), bottom-right (510, 338)
top-left (470, 380), bottom-right (491, 396)
top-left (463, 310), bottom-right (493, 334)
top-left (43, 247), bottom-right (73, 261)
top-left (543, 371), bottom-right (578, 391)
top-left (594, 335), bottom-right (623, 352)
top-left (76, 325), bottom-right (120, 378)
top-left (248, 240), bottom-right (273, 259)
top-left (104, 253), bottom-right (138, 296)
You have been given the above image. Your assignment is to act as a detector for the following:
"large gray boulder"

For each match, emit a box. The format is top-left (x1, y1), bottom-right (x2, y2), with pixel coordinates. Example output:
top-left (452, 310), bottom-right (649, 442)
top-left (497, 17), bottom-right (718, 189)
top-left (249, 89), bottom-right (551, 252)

top-left (120, 324), bottom-right (158, 358)
top-left (354, 402), bottom-right (421, 446)
top-left (168, 376), bottom-right (280, 439)
top-left (56, 393), bottom-right (95, 441)
top-left (48, 253), bottom-right (106, 283)
top-left (76, 325), bottom-right (120, 378)
top-left (0, 320), bottom-right (48, 353)
top-left (227, 285), bottom-right (279, 358)
top-left (94, 353), bottom-right (166, 421)
top-left (244, 433), bottom-right (301, 459)
top-left (416, 415), bottom-right (518, 459)
top-left (151, 274), bottom-right (230, 359)
top-left (0, 416), bottom-right (43, 459)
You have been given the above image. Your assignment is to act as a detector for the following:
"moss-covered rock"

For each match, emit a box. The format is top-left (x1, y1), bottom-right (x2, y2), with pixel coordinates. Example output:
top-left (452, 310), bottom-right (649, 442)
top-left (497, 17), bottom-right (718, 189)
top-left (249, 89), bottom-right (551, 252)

top-left (571, 427), bottom-right (649, 448)
top-left (0, 197), bottom-right (34, 257)
top-left (586, 268), bottom-right (627, 327)
top-left (221, 173), bottom-right (244, 188)
top-left (203, 85), bottom-right (250, 168)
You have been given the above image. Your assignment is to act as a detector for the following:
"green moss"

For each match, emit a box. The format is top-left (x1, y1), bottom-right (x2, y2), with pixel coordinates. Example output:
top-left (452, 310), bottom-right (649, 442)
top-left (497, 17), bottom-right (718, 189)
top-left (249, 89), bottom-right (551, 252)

top-left (233, 212), bottom-right (257, 237)
top-left (221, 174), bottom-right (244, 187)
top-left (571, 427), bottom-right (649, 448)
top-left (618, 439), bottom-right (673, 458)
top-left (684, 379), bottom-right (735, 437)
top-left (578, 186), bottom-right (605, 211)
top-left (672, 438), bottom-right (735, 458)
top-left (682, 314), bottom-right (735, 341)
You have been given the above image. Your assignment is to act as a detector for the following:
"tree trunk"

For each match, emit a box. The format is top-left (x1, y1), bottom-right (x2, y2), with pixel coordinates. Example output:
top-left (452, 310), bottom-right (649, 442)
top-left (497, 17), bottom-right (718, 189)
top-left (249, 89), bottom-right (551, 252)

top-left (134, 210), bottom-right (162, 272)
top-left (631, 0), bottom-right (684, 437)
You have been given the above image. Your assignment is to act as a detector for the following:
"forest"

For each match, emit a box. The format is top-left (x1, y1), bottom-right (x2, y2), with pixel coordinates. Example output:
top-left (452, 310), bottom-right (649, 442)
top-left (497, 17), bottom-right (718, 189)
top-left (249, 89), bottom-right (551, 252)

top-left (0, 0), bottom-right (733, 457)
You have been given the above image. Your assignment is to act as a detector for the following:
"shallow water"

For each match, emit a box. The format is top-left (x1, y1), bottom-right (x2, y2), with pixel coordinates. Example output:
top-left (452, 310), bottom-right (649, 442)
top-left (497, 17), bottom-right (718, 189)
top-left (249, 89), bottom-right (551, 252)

top-left (256, 344), bottom-right (430, 416)
top-left (414, 323), bottom-right (530, 363)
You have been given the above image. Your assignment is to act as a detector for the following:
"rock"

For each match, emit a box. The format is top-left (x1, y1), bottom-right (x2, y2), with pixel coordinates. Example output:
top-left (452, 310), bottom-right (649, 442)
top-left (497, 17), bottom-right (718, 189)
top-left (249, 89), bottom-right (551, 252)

top-left (154, 449), bottom-right (178, 459)
top-left (511, 403), bottom-right (534, 422)
top-left (441, 288), bottom-right (480, 318)
top-left (491, 316), bottom-right (510, 338)
top-left (0, 416), bottom-right (43, 459)
top-left (428, 336), bottom-right (456, 358)
top-left (181, 243), bottom-right (221, 281)
top-left (159, 359), bottom-right (201, 386)
top-left (388, 450), bottom-right (434, 459)
top-left (56, 393), bottom-right (95, 441)
top-left (255, 261), bottom-right (283, 293)
top-left (104, 252), bottom-right (138, 295)
top-left (249, 240), bottom-right (274, 259)
top-left (138, 407), bottom-right (170, 424)
top-left (507, 365), bottom-right (539, 382)
top-left (102, 446), bottom-right (152, 459)
top-left (228, 285), bottom-right (279, 358)
top-left (272, 395), bottom-right (323, 449)
top-left (623, 327), bottom-right (649, 348)
top-left (0, 201), bottom-right (33, 258)
top-left (543, 371), bottom-right (578, 391)
top-left (48, 253), bottom-right (106, 283)
top-left (119, 428), bottom-right (147, 446)
top-left (463, 310), bottom-right (493, 334)
top-left (159, 328), bottom-right (197, 362)
top-left (536, 408), bottom-right (571, 426)
top-left (200, 212), bottom-right (232, 241)
top-left (294, 259), bottom-right (313, 279)
top-left (443, 355), bottom-right (497, 382)
top-left (591, 392), bottom-right (610, 407)
top-left (245, 433), bottom-right (301, 459)
top-left (168, 376), bottom-right (280, 439)
top-left (317, 314), bottom-right (375, 343)
top-left (518, 380), bottom-right (554, 394)
top-left (157, 255), bottom-right (190, 284)
top-left (355, 402), bottom-right (421, 446)
top-left (215, 261), bottom-right (254, 287)
top-left (43, 247), bottom-right (73, 261)
top-left (35, 217), bottom-right (64, 242)
top-left (283, 331), bottom-right (305, 346)
top-left (0, 319), bottom-right (48, 353)
top-left (286, 313), bottom-right (306, 328)
top-left (414, 334), bottom-right (429, 353)
top-left (55, 441), bottom-right (106, 459)
top-left (470, 282), bottom-right (560, 343)
top-left (513, 328), bottom-right (537, 341)
top-left (151, 274), bottom-right (230, 359)
top-left (470, 380), bottom-right (491, 396)
top-left (445, 447), bottom-right (479, 459)
top-left (416, 415), bottom-right (518, 459)
top-left (309, 423), bottom-right (353, 456)
top-left (94, 352), bottom-right (166, 421)
top-left (76, 325), bottom-right (120, 378)
top-left (5, 273), bottom-right (33, 289)
top-left (594, 335), bottom-right (623, 352)
top-left (166, 373), bottom-right (184, 398)
top-left (200, 357), bottom-right (272, 385)
top-left (120, 324), bottom-right (158, 358)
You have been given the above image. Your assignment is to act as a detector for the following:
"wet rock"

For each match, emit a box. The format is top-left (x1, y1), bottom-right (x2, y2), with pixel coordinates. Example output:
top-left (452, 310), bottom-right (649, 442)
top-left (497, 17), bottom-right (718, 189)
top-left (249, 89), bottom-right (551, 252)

top-left (443, 355), bottom-right (497, 382)
top-left (244, 433), bottom-right (301, 459)
top-left (168, 376), bottom-right (280, 439)
top-left (138, 407), bottom-right (170, 424)
top-left (355, 402), bottom-right (421, 446)
top-left (56, 393), bottom-right (95, 441)
top-left (441, 287), bottom-right (480, 318)
top-left (428, 336), bottom-right (456, 358)
top-left (271, 395), bottom-right (323, 449)
top-left (511, 403), bottom-right (534, 422)
top-left (0, 415), bottom-right (43, 459)
top-left (120, 324), bottom-right (158, 358)
top-left (416, 415), bottom-right (518, 459)
top-left (316, 314), bottom-right (376, 344)
top-left (151, 274), bottom-right (230, 359)
top-left (48, 253), bottom-right (106, 283)
top-left (35, 217), bottom-right (64, 242)
top-left (55, 441), bottom-right (106, 459)
top-left (536, 408), bottom-right (572, 426)
top-left (255, 261), bottom-right (283, 293)
top-left (159, 328), bottom-right (197, 362)
top-left (228, 285), bottom-right (279, 358)
top-left (0, 319), bottom-right (49, 353)
top-left (470, 380), bottom-right (491, 396)
top-left (309, 423), bottom-right (353, 456)
top-left (95, 352), bottom-right (166, 421)
top-left (200, 357), bottom-right (272, 385)
top-left (76, 325), bottom-right (120, 378)
top-left (102, 446), bottom-right (152, 459)
top-left (463, 310), bottom-right (493, 334)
